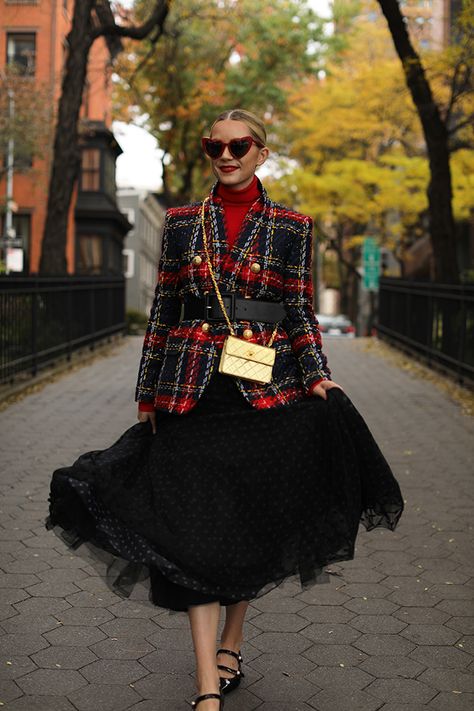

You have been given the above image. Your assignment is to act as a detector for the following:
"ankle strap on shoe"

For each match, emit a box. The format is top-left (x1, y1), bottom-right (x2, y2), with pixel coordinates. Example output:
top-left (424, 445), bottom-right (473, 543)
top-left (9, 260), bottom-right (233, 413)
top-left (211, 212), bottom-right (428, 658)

top-left (191, 693), bottom-right (222, 708)
top-left (217, 663), bottom-right (241, 676)
top-left (216, 647), bottom-right (241, 662)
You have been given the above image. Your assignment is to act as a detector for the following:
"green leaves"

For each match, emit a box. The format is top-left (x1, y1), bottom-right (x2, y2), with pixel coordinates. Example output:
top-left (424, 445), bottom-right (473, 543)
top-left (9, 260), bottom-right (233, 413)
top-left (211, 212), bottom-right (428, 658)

top-left (113, 0), bottom-right (328, 202)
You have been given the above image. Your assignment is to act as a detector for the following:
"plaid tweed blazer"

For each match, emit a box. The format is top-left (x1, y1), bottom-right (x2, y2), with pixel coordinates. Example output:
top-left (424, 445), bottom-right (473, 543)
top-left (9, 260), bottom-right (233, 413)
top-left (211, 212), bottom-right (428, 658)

top-left (135, 178), bottom-right (332, 415)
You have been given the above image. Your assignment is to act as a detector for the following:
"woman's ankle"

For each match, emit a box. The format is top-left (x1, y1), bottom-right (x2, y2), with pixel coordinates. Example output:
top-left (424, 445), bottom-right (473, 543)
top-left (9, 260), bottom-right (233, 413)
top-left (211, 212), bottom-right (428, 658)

top-left (196, 669), bottom-right (220, 691)
top-left (219, 633), bottom-right (243, 651)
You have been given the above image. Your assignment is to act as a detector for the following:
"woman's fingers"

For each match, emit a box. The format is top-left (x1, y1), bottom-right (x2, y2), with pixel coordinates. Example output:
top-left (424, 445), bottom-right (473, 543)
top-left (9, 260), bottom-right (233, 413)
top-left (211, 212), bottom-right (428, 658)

top-left (310, 381), bottom-right (344, 399)
top-left (137, 410), bottom-right (157, 434)
top-left (311, 383), bottom-right (328, 399)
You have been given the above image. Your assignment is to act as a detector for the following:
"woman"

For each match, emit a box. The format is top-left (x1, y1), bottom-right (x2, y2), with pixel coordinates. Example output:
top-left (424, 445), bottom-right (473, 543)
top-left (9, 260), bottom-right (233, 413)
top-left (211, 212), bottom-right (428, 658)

top-left (46, 109), bottom-right (404, 711)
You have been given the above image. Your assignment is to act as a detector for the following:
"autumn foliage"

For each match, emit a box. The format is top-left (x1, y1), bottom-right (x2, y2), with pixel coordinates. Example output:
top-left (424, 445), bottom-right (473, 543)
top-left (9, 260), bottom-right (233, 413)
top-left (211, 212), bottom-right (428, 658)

top-left (270, 4), bottom-right (474, 286)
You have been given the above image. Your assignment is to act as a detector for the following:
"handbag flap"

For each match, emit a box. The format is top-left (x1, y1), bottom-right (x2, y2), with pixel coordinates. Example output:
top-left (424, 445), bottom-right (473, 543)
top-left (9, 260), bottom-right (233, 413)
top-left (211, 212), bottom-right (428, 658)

top-left (224, 335), bottom-right (276, 366)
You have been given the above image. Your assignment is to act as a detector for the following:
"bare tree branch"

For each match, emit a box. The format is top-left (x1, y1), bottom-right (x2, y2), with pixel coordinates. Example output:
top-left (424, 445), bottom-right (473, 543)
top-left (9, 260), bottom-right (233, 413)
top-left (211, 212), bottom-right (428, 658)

top-left (447, 114), bottom-right (474, 136)
top-left (316, 224), bottom-right (362, 279)
top-left (445, 60), bottom-right (463, 125)
top-left (92, 0), bottom-right (170, 40)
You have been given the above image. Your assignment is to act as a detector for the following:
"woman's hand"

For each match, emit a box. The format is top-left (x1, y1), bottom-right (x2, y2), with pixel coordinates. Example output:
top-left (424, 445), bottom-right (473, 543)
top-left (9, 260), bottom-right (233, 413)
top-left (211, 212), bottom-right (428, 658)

top-left (137, 409), bottom-right (157, 434)
top-left (310, 380), bottom-right (344, 400)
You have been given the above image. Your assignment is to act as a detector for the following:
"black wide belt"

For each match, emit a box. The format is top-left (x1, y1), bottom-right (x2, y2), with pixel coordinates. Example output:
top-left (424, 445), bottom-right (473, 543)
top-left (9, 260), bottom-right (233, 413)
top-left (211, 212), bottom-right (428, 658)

top-left (180, 293), bottom-right (286, 324)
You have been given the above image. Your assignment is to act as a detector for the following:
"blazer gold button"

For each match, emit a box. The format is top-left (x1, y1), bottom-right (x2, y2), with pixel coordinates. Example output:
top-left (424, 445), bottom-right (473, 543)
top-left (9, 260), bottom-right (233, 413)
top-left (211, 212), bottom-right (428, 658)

top-left (192, 255), bottom-right (202, 266)
top-left (243, 328), bottom-right (253, 340)
top-left (201, 322), bottom-right (211, 333)
top-left (250, 262), bottom-right (261, 273)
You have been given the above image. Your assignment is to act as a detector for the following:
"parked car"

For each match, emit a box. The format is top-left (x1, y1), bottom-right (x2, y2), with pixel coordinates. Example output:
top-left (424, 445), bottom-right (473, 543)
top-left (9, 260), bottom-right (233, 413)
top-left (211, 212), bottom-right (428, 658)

top-left (316, 314), bottom-right (355, 337)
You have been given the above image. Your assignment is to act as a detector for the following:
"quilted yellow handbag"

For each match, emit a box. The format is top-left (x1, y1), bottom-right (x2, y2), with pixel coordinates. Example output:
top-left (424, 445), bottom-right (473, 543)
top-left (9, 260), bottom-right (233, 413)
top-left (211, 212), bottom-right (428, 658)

top-left (200, 198), bottom-right (278, 384)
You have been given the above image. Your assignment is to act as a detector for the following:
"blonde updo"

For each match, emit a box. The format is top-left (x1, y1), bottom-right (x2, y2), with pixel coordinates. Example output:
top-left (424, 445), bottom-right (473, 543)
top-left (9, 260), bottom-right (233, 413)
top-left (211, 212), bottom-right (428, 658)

top-left (209, 109), bottom-right (267, 146)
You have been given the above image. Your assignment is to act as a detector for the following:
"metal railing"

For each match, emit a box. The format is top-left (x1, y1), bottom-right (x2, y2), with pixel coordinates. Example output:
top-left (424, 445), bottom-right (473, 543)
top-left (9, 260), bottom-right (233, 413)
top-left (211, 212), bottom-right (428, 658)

top-left (0, 275), bottom-right (126, 386)
top-left (376, 277), bottom-right (474, 384)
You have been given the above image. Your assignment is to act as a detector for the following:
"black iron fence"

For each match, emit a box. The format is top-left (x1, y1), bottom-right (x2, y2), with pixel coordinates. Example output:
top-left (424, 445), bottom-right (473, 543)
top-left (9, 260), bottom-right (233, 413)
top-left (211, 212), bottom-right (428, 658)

top-left (0, 276), bottom-right (126, 386)
top-left (377, 277), bottom-right (474, 384)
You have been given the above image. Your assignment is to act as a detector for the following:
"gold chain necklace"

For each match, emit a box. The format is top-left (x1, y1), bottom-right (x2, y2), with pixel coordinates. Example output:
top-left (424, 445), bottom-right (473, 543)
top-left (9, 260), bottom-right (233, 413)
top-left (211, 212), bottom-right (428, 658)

top-left (200, 197), bottom-right (279, 346)
top-left (200, 197), bottom-right (279, 384)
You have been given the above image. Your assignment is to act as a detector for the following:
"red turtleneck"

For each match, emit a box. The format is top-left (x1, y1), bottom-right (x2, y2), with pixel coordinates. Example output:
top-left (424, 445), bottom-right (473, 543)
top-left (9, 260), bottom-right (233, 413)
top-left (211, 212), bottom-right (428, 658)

top-left (216, 174), bottom-right (261, 248)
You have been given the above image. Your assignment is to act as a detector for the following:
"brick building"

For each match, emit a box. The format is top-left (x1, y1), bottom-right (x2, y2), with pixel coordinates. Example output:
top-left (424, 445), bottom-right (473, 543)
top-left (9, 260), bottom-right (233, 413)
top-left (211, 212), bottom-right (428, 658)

top-left (0, 0), bottom-right (130, 274)
top-left (401, 0), bottom-right (462, 50)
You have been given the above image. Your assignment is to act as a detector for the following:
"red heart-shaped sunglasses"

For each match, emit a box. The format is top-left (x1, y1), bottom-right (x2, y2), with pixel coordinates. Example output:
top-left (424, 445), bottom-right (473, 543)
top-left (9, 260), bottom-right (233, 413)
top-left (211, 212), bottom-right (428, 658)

top-left (201, 135), bottom-right (265, 160)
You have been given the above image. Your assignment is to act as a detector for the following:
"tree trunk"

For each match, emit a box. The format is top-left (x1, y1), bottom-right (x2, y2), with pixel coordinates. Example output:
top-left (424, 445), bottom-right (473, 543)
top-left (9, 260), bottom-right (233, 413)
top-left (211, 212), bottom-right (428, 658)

top-left (377, 0), bottom-right (459, 283)
top-left (39, 2), bottom-right (95, 274)
top-left (347, 246), bottom-right (360, 328)
top-left (39, 0), bottom-right (170, 275)
top-left (336, 227), bottom-right (349, 314)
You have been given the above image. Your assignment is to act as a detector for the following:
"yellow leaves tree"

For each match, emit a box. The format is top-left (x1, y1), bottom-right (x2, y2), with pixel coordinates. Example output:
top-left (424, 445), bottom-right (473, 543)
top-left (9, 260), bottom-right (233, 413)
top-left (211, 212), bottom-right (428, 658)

top-left (272, 21), bottom-right (422, 312)
top-left (274, 5), bottom-right (474, 311)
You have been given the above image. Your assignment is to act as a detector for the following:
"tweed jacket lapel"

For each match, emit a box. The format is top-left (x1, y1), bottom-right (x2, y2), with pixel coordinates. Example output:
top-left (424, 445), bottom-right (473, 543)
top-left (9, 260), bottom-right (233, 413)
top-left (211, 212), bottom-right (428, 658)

top-left (205, 177), bottom-right (272, 290)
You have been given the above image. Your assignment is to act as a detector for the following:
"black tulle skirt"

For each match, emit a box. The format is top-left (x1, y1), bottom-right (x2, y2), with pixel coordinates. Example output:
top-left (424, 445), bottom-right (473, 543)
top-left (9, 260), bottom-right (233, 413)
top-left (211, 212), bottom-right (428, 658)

top-left (45, 372), bottom-right (404, 612)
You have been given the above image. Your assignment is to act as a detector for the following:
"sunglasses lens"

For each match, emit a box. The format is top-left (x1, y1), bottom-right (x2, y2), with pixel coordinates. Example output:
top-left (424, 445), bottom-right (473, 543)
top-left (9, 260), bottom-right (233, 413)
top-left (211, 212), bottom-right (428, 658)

top-left (230, 138), bottom-right (252, 158)
top-left (203, 139), bottom-right (223, 159)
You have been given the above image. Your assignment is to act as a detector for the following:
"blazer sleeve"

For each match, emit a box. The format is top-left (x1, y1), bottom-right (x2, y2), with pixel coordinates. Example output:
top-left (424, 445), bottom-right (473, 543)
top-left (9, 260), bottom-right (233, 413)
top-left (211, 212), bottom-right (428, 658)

top-left (135, 210), bottom-right (181, 406)
top-left (282, 216), bottom-right (332, 391)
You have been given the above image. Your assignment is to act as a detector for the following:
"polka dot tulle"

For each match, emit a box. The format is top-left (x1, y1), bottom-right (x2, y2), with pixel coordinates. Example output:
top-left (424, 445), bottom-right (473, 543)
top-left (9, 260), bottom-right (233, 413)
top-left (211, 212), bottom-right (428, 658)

top-left (45, 373), bottom-right (403, 612)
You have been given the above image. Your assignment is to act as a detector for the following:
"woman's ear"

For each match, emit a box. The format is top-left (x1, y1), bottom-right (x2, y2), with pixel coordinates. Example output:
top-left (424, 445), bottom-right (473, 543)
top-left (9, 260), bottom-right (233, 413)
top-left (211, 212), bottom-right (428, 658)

top-left (256, 147), bottom-right (269, 168)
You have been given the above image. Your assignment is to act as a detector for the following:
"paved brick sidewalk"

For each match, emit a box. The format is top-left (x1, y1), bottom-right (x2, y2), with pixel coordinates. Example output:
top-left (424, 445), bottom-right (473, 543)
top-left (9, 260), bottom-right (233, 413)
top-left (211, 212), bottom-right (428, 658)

top-left (0, 336), bottom-right (473, 711)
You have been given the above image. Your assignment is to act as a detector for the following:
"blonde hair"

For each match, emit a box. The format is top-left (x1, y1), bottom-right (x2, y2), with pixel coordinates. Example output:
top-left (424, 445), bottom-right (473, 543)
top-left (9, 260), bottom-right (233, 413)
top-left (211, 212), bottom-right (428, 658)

top-left (210, 109), bottom-right (267, 146)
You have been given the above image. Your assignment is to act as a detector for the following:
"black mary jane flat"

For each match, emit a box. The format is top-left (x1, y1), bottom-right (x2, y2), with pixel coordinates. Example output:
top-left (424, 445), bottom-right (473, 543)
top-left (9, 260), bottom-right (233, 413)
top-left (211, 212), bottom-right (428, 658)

top-left (216, 647), bottom-right (244, 694)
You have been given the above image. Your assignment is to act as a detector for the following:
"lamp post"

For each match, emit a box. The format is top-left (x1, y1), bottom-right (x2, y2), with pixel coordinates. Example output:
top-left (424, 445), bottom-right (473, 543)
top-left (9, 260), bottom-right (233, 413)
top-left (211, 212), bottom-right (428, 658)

top-left (2, 88), bottom-right (17, 275)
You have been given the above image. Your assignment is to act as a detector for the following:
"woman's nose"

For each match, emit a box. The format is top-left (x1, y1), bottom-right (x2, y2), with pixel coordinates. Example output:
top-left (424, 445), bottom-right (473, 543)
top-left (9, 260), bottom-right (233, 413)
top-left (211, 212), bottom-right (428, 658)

top-left (221, 145), bottom-right (234, 160)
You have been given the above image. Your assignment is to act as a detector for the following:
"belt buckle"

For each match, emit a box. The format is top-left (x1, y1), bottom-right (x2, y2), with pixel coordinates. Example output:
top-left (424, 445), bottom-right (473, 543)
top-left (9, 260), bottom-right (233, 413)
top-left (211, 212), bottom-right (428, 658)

top-left (205, 292), bottom-right (235, 321)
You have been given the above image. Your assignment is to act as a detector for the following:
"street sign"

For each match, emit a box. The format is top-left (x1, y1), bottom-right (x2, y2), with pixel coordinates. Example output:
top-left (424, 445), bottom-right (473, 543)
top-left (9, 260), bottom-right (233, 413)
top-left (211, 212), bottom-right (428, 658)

top-left (6, 247), bottom-right (24, 272)
top-left (0, 238), bottom-right (23, 248)
top-left (362, 236), bottom-right (380, 290)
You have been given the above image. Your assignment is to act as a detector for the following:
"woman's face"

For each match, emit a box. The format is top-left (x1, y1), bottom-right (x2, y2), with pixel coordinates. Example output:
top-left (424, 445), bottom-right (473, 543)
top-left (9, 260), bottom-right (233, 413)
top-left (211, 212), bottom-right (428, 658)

top-left (208, 119), bottom-right (269, 191)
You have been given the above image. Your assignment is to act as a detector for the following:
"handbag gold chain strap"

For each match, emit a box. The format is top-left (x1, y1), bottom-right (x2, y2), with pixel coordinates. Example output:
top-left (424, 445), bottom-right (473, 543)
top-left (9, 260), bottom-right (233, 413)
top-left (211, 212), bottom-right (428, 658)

top-left (200, 197), bottom-right (279, 347)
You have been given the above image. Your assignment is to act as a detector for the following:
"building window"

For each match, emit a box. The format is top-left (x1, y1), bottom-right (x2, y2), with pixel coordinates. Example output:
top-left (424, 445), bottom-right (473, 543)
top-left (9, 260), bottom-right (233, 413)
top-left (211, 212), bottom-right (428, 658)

top-left (80, 149), bottom-right (101, 191)
top-left (82, 78), bottom-right (90, 116)
top-left (103, 152), bottom-right (116, 198)
top-left (17, 155), bottom-right (33, 170)
top-left (122, 249), bottom-right (135, 278)
top-left (1, 147), bottom-right (33, 172)
top-left (14, 146), bottom-right (34, 170)
top-left (110, 240), bottom-right (123, 274)
top-left (61, 38), bottom-right (69, 79)
top-left (77, 234), bottom-right (103, 274)
top-left (6, 33), bottom-right (36, 76)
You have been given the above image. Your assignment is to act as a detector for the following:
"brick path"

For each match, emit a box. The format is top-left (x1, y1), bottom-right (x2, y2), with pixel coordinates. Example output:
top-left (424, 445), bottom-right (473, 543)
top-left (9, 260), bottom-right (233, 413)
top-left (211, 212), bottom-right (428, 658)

top-left (0, 336), bottom-right (473, 711)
